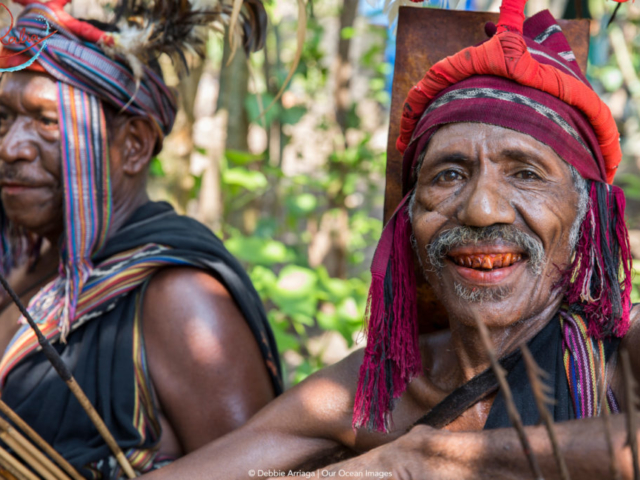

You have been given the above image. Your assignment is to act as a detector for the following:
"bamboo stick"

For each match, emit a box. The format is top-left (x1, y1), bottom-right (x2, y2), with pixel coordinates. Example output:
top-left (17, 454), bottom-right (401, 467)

top-left (0, 431), bottom-right (56, 480)
top-left (521, 344), bottom-right (570, 480)
top-left (0, 446), bottom-right (37, 480)
top-left (0, 415), bottom-right (70, 480)
top-left (595, 360), bottom-right (621, 480)
top-left (0, 400), bottom-right (82, 480)
top-left (0, 274), bottom-right (137, 478)
top-left (472, 316), bottom-right (544, 480)
top-left (0, 466), bottom-right (20, 480)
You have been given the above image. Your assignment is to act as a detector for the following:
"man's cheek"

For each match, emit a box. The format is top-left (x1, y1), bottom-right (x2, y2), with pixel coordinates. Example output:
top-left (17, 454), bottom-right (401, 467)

top-left (413, 207), bottom-right (447, 245)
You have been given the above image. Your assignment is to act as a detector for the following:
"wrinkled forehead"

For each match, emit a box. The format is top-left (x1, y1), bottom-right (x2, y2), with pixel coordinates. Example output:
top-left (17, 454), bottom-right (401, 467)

top-left (414, 122), bottom-right (571, 177)
top-left (401, 76), bottom-right (605, 195)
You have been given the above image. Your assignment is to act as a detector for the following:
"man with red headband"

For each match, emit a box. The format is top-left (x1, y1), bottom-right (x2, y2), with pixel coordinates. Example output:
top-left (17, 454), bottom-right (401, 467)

top-left (145, 0), bottom-right (640, 478)
top-left (0, 0), bottom-right (281, 477)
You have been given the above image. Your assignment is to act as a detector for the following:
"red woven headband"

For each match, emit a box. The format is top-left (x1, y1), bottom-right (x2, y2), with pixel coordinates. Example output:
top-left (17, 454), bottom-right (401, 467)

top-left (396, 0), bottom-right (620, 183)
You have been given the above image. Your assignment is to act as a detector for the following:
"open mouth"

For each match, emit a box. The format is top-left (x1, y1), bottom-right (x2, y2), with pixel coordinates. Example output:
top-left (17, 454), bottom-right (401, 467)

top-left (449, 253), bottom-right (524, 271)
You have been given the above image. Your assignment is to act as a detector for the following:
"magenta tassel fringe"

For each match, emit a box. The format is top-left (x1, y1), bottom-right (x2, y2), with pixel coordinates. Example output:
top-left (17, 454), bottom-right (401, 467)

top-left (560, 182), bottom-right (632, 339)
top-left (353, 206), bottom-right (420, 432)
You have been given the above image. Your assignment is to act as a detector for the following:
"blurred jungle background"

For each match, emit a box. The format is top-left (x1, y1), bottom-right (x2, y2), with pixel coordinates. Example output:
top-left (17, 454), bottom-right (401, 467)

top-left (67, 0), bottom-right (640, 386)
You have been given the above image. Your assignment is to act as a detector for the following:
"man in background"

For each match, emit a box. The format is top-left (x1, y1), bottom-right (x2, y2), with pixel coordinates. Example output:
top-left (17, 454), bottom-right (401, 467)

top-left (0, 0), bottom-right (281, 476)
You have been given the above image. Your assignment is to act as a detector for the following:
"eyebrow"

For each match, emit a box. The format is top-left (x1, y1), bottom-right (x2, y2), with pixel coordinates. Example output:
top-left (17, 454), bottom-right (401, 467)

top-left (426, 151), bottom-right (472, 166)
top-left (500, 148), bottom-right (546, 165)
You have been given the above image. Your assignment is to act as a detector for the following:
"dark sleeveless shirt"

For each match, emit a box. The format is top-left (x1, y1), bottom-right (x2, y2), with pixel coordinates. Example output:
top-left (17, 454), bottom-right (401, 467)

top-left (0, 201), bottom-right (282, 477)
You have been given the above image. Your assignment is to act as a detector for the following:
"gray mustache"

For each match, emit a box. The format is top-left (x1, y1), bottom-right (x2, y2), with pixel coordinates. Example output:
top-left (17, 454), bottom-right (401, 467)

top-left (426, 225), bottom-right (546, 275)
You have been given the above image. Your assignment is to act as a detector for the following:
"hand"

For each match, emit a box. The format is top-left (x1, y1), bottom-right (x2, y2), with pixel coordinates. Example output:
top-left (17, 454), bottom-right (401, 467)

top-left (306, 426), bottom-right (439, 480)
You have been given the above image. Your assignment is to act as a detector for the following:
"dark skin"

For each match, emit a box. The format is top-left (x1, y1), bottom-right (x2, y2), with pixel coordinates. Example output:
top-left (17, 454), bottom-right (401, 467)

top-left (0, 70), bottom-right (275, 457)
top-left (144, 122), bottom-right (640, 479)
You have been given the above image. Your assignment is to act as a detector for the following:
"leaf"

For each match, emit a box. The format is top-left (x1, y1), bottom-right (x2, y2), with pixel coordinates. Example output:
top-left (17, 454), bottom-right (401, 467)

top-left (246, 93), bottom-right (281, 128)
top-left (269, 321), bottom-right (300, 353)
top-left (599, 66), bottom-right (624, 92)
top-left (294, 360), bottom-right (315, 384)
top-left (336, 297), bottom-right (362, 324)
top-left (222, 168), bottom-right (268, 191)
top-left (286, 193), bottom-right (318, 216)
top-left (250, 265), bottom-right (278, 297)
top-left (270, 266), bottom-right (320, 317)
top-left (281, 106), bottom-right (307, 125)
top-left (225, 149), bottom-right (264, 166)
top-left (320, 276), bottom-right (353, 303)
top-left (149, 157), bottom-right (165, 177)
top-left (226, 236), bottom-right (293, 265)
top-left (340, 27), bottom-right (355, 40)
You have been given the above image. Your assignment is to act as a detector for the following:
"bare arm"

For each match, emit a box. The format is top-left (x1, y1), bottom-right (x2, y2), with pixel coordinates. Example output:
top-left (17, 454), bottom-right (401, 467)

top-left (142, 267), bottom-right (276, 454)
top-left (316, 306), bottom-right (640, 479)
top-left (318, 413), bottom-right (639, 480)
top-left (141, 349), bottom-right (365, 480)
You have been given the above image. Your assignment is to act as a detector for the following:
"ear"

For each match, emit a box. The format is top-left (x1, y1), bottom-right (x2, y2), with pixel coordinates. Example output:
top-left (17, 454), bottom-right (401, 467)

top-left (110, 116), bottom-right (158, 176)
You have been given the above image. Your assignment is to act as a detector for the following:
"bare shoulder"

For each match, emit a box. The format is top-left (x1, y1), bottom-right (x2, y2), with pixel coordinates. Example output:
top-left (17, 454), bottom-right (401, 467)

top-left (141, 267), bottom-right (275, 453)
top-left (143, 266), bottom-right (236, 320)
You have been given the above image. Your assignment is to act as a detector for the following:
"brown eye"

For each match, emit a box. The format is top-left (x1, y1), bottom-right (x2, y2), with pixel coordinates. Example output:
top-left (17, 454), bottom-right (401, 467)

top-left (38, 115), bottom-right (58, 129)
top-left (0, 111), bottom-right (12, 135)
top-left (436, 169), bottom-right (464, 184)
top-left (515, 170), bottom-right (541, 181)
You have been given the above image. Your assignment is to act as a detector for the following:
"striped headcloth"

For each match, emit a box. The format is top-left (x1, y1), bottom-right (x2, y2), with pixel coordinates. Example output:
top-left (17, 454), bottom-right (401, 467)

top-left (354, 1), bottom-right (633, 433)
top-left (0, 0), bottom-right (178, 339)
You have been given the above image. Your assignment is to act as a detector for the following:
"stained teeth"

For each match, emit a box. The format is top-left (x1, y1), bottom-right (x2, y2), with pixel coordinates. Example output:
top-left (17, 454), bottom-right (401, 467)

top-left (451, 253), bottom-right (523, 270)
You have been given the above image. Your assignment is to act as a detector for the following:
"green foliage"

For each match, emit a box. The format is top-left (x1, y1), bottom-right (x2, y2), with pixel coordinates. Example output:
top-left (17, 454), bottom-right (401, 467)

top-left (632, 260), bottom-right (640, 304)
top-left (209, 9), bottom-right (390, 387)
top-left (149, 157), bottom-right (165, 178)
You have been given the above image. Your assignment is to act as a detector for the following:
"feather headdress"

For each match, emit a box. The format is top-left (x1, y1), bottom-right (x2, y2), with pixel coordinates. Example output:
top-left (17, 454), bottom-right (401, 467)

top-left (13, 0), bottom-right (267, 82)
top-left (105, 0), bottom-right (267, 78)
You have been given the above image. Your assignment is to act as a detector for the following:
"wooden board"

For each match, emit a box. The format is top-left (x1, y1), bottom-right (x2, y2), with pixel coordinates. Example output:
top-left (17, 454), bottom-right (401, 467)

top-left (383, 8), bottom-right (591, 330)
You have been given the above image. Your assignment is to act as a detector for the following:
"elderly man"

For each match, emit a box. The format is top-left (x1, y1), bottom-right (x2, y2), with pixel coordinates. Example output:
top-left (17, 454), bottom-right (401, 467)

top-left (0, 0), bottom-right (281, 477)
top-left (144, 1), bottom-right (640, 479)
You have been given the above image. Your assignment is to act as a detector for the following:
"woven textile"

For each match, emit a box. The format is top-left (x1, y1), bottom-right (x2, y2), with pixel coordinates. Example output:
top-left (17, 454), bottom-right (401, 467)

top-left (0, 2), bottom-right (179, 337)
top-left (560, 309), bottom-right (620, 418)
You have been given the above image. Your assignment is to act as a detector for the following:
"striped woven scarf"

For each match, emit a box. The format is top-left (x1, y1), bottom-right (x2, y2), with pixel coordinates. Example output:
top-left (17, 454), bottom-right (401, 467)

top-left (10, 83), bottom-right (112, 340)
top-left (0, 244), bottom-right (198, 387)
top-left (560, 309), bottom-right (620, 417)
top-left (0, 2), bottom-right (179, 339)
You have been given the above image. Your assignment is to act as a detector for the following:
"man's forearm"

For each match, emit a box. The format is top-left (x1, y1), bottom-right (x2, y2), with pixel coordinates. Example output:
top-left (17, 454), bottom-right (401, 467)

top-left (401, 414), bottom-right (634, 479)
top-left (316, 414), bottom-right (636, 479)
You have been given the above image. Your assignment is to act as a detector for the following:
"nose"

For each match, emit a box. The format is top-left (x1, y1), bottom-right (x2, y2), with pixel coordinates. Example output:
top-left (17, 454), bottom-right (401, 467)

top-left (457, 172), bottom-right (517, 227)
top-left (0, 117), bottom-right (38, 164)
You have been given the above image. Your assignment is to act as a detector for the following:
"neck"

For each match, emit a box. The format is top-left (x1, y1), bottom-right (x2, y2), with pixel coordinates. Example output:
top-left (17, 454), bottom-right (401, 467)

top-left (108, 189), bottom-right (149, 237)
top-left (43, 189), bottom-right (149, 248)
top-left (448, 294), bottom-right (564, 384)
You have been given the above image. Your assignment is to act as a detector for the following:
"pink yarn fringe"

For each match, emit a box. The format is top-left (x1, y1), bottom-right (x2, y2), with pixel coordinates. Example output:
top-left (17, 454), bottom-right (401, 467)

top-left (353, 208), bottom-right (420, 432)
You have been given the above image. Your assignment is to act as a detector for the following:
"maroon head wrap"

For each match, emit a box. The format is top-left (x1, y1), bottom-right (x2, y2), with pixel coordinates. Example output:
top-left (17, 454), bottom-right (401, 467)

top-left (353, 9), bottom-right (632, 432)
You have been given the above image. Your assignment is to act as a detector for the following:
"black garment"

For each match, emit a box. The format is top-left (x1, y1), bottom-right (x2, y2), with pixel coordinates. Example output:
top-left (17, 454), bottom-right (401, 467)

top-left (484, 316), bottom-right (619, 429)
top-left (1, 201), bottom-right (282, 477)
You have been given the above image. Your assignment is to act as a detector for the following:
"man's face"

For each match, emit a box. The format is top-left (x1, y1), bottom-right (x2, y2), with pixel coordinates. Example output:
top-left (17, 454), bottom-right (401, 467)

top-left (411, 122), bottom-right (582, 328)
top-left (0, 71), bottom-right (63, 239)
